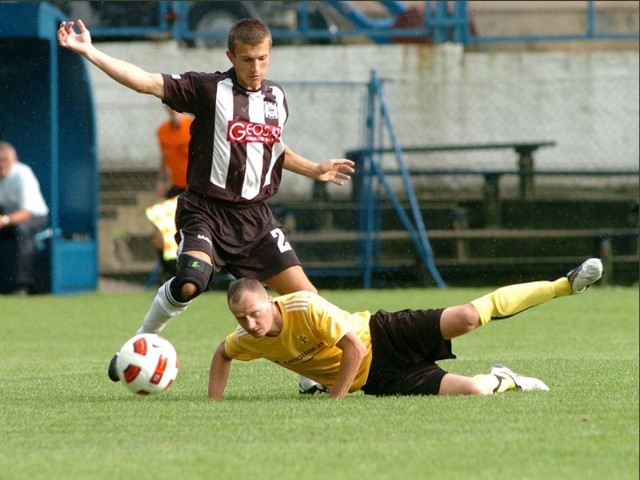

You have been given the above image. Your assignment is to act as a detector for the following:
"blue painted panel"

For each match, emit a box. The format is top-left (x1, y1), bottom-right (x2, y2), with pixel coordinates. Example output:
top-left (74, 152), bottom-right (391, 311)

top-left (0, 2), bottom-right (64, 38)
top-left (50, 239), bottom-right (97, 294)
top-left (0, 1), bottom-right (98, 294)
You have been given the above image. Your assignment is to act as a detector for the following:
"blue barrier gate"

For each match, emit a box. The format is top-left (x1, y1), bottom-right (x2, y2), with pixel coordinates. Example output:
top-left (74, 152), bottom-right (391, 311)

top-left (350, 70), bottom-right (446, 289)
top-left (0, 2), bottom-right (99, 294)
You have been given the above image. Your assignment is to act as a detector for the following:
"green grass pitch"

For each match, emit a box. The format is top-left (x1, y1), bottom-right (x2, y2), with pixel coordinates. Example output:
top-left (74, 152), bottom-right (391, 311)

top-left (1, 284), bottom-right (638, 480)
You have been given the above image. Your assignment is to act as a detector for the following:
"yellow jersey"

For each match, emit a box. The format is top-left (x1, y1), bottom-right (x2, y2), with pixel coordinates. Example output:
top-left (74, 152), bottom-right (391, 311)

top-left (224, 291), bottom-right (373, 392)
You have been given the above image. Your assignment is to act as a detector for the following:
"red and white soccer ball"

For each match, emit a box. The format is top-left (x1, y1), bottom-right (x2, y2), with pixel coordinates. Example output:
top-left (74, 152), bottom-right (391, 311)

top-left (115, 334), bottom-right (179, 395)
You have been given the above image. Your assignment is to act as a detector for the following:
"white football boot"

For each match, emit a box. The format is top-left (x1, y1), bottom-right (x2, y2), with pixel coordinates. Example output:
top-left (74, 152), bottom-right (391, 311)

top-left (490, 364), bottom-right (549, 392)
top-left (566, 258), bottom-right (603, 294)
top-left (298, 376), bottom-right (329, 395)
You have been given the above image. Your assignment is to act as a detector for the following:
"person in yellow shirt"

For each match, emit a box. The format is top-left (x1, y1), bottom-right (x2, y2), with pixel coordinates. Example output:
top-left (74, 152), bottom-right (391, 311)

top-left (208, 258), bottom-right (603, 400)
top-left (59, 19), bottom-right (354, 396)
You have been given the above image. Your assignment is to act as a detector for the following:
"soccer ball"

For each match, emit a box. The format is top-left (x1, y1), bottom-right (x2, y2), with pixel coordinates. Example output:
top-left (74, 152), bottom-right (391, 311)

top-left (115, 334), bottom-right (179, 395)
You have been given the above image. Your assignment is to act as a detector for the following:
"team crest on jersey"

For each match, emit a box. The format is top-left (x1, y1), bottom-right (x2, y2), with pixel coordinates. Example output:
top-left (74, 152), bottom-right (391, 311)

top-left (297, 335), bottom-right (309, 344)
top-left (264, 101), bottom-right (278, 120)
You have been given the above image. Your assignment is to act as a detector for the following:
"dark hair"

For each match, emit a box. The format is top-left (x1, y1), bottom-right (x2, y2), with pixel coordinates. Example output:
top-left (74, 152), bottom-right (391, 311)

top-left (227, 18), bottom-right (272, 54)
top-left (227, 277), bottom-right (267, 306)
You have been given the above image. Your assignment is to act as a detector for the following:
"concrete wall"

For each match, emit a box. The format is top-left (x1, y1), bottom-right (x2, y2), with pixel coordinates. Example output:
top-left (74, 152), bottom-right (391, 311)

top-left (89, 42), bottom-right (638, 200)
top-left (87, 5), bottom-right (639, 276)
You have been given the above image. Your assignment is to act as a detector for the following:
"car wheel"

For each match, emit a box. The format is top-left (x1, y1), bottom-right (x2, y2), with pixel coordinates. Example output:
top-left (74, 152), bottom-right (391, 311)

top-left (193, 9), bottom-right (242, 48)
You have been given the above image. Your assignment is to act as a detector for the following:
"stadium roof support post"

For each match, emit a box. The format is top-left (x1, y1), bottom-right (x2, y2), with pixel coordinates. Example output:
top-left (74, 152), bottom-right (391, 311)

top-left (357, 70), bottom-right (447, 289)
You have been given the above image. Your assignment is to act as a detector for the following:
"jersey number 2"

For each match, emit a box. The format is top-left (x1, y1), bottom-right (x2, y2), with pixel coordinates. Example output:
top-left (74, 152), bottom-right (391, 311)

top-left (271, 228), bottom-right (292, 253)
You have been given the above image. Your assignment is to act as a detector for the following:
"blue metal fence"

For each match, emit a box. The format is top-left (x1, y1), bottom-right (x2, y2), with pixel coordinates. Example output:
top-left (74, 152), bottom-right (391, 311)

top-left (356, 70), bottom-right (446, 289)
top-left (53, 1), bottom-right (639, 46)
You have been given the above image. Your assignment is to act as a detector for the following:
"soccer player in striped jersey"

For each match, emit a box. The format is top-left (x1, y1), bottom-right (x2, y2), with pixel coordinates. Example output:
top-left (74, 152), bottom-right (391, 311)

top-left (208, 259), bottom-right (603, 399)
top-left (58, 18), bottom-right (355, 387)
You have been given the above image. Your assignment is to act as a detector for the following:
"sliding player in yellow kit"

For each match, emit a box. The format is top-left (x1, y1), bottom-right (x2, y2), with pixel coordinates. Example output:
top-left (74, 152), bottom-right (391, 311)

top-left (208, 258), bottom-right (603, 399)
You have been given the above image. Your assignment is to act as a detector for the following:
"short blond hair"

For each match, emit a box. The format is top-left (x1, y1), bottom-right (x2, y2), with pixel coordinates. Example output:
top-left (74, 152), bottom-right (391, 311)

top-left (227, 277), bottom-right (268, 307)
top-left (227, 18), bottom-right (271, 54)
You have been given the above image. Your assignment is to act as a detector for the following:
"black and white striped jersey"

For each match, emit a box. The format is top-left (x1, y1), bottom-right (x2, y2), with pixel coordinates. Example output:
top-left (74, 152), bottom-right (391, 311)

top-left (162, 68), bottom-right (288, 203)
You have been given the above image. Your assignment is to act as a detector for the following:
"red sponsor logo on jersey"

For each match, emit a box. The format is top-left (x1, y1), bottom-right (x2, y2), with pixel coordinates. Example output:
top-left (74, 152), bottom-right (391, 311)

top-left (227, 120), bottom-right (282, 144)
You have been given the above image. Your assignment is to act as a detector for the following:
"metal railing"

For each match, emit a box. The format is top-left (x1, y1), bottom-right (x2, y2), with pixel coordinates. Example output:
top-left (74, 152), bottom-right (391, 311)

top-left (55, 1), bottom-right (638, 46)
top-left (354, 70), bottom-right (446, 289)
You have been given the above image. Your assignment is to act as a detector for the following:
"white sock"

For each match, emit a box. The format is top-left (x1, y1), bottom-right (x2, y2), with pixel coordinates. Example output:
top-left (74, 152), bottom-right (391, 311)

top-left (136, 280), bottom-right (189, 334)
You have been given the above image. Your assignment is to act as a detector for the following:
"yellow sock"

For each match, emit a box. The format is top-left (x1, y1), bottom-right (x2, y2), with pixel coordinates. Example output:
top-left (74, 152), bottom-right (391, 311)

top-left (470, 277), bottom-right (571, 325)
top-left (472, 373), bottom-right (516, 394)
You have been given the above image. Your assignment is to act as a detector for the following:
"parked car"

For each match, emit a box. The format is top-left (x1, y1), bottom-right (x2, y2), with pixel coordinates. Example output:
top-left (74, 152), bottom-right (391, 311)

top-left (50, 0), bottom-right (339, 46)
top-left (50, 1), bottom-right (173, 34)
top-left (178, 1), bottom-right (339, 47)
top-left (49, 1), bottom-right (473, 46)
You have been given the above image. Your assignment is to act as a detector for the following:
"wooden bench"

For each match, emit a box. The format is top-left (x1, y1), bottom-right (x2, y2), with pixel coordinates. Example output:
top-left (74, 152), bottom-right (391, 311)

top-left (345, 143), bottom-right (638, 226)
top-left (287, 227), bottom-right (638, 286)
top-left (289, 227), bottom-right (637, 242)
top-left (345, 141), bottom-right (557, 228)
top-left (408, 169), bottom-right (638, 226)
top-left (346, 140), bottom-right (557, 193)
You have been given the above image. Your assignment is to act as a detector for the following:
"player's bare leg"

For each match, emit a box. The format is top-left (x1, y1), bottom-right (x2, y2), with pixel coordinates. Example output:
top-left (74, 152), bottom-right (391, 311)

top-left (137, 250), bottom-right (212, 334)
top-left (109, 250), bottom-right (212, 382)
top-left (436, 259), bottom-right (603, 395)
top-left (437, 276), bottom-right (569, 340)
top-left (439, 368), bottom-right (548, 395)
top-left (440, 258), bottom-right (603, 340)
top-left (263, 265), bottom-right (317, 294)
top-left (439, 372), bottom-right (513, 396)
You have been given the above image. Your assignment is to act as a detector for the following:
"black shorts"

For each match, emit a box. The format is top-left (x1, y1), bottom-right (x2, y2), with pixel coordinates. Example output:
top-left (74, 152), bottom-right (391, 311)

top-left (361, 308), bottom-right (456, 396)
top-left (174, 191), bottom-right (301, 281)
top-left (165, 186), bottom-right (186, 199)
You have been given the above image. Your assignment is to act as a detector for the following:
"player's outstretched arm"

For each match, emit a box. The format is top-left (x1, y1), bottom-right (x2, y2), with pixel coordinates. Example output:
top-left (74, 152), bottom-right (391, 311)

top-left (282, 144), bottom-right (355, 186)
top-left (57, 19), bottom-right (164, 98)
top-left (328, 331), bottom-right (367, 399)
top-left (208, 341), bottom-right (233, 400)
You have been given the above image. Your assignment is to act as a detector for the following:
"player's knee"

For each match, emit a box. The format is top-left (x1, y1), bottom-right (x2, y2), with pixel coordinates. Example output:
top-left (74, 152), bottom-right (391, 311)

top-left (169, 254), bottom-right (213, 303)
top-left (180, 282), bottom-right (198, 299)
top-left (459, 304), bottom-right (482, 332)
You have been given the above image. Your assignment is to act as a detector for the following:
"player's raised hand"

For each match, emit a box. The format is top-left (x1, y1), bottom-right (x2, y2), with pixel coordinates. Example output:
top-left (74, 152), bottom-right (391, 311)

top-left (316, 158), bottom-right (355, 186)
top-left (57, 19), bottom-right (92, 53)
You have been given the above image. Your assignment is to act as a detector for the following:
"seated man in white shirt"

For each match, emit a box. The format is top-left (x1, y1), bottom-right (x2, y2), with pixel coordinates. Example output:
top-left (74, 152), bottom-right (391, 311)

top-left (0, 141), bottom-right (50, 295)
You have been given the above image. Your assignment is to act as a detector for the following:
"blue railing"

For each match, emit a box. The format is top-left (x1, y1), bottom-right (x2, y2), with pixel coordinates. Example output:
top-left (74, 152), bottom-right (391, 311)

top-left (355, 70), bottom-right (446, 289)
top-left (468, 0), bottom-right (639, 45)
top-left (64, 1), bottom-right (638, 46)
